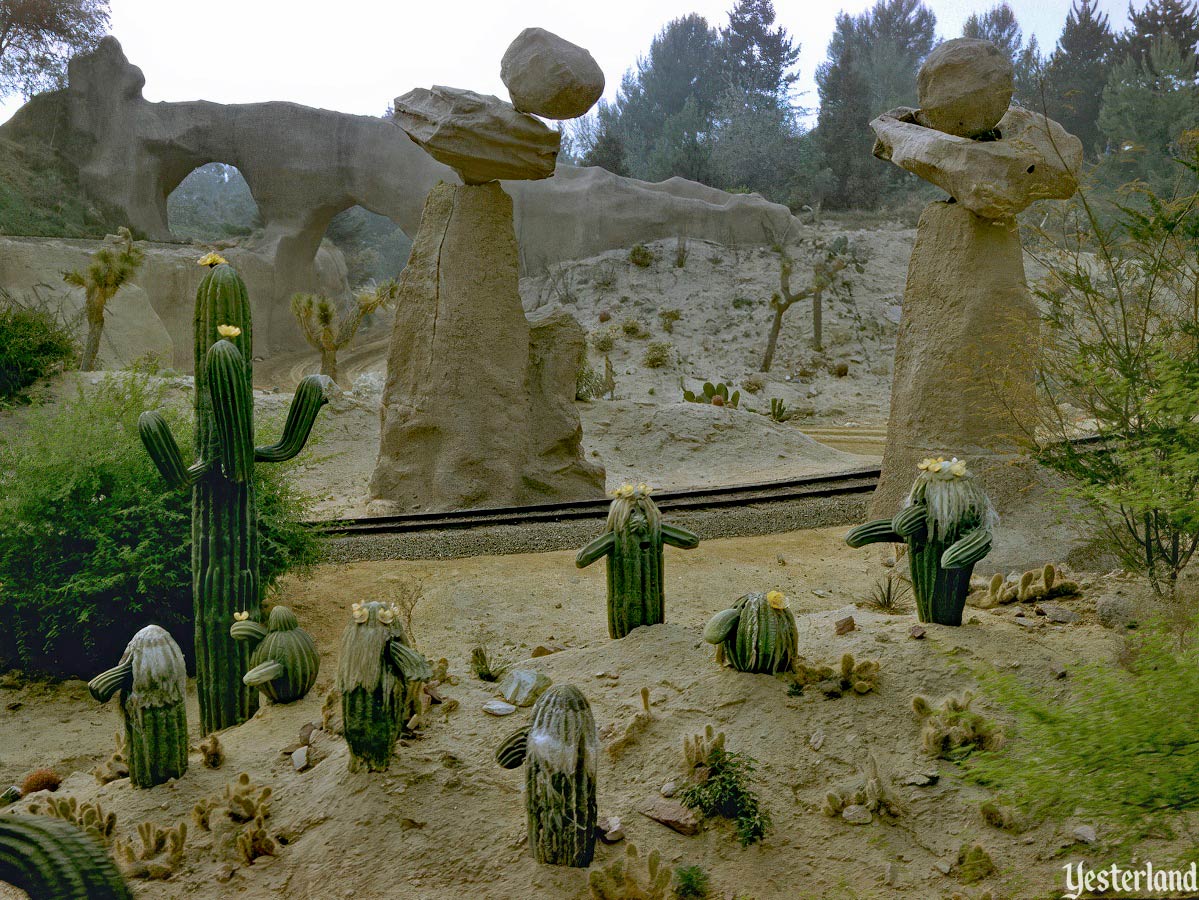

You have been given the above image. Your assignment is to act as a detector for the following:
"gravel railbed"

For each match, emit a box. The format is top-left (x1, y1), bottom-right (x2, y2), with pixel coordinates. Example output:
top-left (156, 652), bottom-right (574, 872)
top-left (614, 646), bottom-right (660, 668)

top-left (319, 494), bottom-right (869, 563)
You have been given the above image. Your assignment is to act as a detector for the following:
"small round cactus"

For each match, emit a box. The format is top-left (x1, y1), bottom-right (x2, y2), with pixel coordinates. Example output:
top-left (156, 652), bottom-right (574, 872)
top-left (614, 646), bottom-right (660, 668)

top-left (230, 605), bottom-right (320, 704)
top-left (88, 625), bottom-right (188, 789)
top-left (494, 685), bottom-right (598, 867)
top-left (846, 456), bottom-right (996, 626)
top-left (336, 601), bottom-right (432, 773)
top-left (0, 815), bottom-right (131, 899)
top-left (703, 591), bottom-right (799, 674)
top-left (576, 482), bottom-right (699, 639)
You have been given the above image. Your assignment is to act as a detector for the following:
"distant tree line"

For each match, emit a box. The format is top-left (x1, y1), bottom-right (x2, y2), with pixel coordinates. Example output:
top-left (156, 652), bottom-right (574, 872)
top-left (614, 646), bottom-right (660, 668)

top-left (569, 0), bottom-right (1199, 210)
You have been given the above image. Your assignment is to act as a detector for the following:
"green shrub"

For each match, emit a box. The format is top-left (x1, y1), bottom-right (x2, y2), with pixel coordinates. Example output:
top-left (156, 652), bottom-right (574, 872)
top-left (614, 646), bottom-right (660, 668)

top-left (0, 299), bottom-right (77, 402)
top-left (0, 374), bottom-right (321, 677)
top-left (968, 619), bottom-right (1199, 845)
top-left (628, 244), bottom-right (655, 268)
top-left (678, 747), bottom-right (771, 846)
top-left (658, 308), bottom-right (681, 333)
top-left (592, 328), bottom-right (616, 353)
top-left (643, 341), bottom-right (672, 369)
top-left (621, 318), bottom-right (650, 339)
top-left (673, 864), bottom-right (710, 898)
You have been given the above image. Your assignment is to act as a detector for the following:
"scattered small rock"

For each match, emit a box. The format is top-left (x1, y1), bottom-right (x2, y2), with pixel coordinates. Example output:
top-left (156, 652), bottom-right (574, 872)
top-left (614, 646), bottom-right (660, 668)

top-left (842, 804), bottom-right (873, 825)
top-left (1033, 605), bottom-right (1047, 616)
top-left (1050, 663), bottom-right (1068, 679)
top-left (1071, 824), bottom-right (1097, 844)
top-left (400, 818), bottom-right (426, 830)
top-left (597, 815), bottom-right (625, 843)
top-left (809, 730), bottom-right (825, 751)
top-left (909, 625), bottom-right (926, 640)
top-left (835, 616), bottom-right (856, 636)
top-left (660, 781), bottom-right (677, 798)
top-left (934, 859), bottom-right (953, 875)
top-left (1016, 617), bottom-right (1038, 629)
top-left (1044, 605), bottom-right (1079, 624)
top-left (498, 669), bottom-right (552, 707)
top-left (639, 797), bottom-right (699, 835)
top-left (903, 772), bottom-right (939, 787)
top-left (483, 700), bottom-right (517, 717)
top-left (531, 643), bottom-right (565, 658)
top-left (1096, 595), bottom-right (1137, 629)
top-left (291, 746), bottom-right (310, 772)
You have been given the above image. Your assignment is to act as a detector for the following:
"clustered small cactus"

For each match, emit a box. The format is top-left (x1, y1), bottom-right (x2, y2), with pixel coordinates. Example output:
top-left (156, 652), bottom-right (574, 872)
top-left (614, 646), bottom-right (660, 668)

top-left (0, 814), bottom-right (131, 899)
top-left (88, 625), bottom-right (188, 788)
top-left (821, 756), bottom-right (900, 821)
top-left (703, 591), bottom-right (799, 674)
top-left (974, 563), bottom-right (1081, 608)
top-left (114, 820), bottom-right (187, 880)
top-left (682, 724), bottom-right (726, 773)
top-left (27, 796), bottom-right (116, 846)
top-left (495, 685), bottom-right (598, 868)
top-left (589, 843), bottom-right (670, 899)
top-left (337, 601), bottom-right (433, 772)
top-left (683, 381), bottom-right (740, 408)
top-left (912, 692), bottom-right (1005, 759)
top-left (847, 457), bottom-right (996, 625)
top-left (577, 483), bottom-right (699, 639)
top-left (230, 605), bottom-right (321, 704)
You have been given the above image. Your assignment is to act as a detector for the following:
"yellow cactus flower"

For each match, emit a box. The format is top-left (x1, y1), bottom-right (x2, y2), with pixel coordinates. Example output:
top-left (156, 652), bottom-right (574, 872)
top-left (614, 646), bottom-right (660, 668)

top-left (948, 458), bottom-right (968, 478)
top-left (233, 611), bottom-right (250, 621)
top-left (918, 456), bottom-right (947, 473)
top-left (635, 482), bottom-right (653, 497)
top-left (198, 252), bottom-right (228, 267)
top-left (377, 606), bottom-right (395, 625)
top-left (217, 324), bottom-right (241, 339)
top-left (351, 603), bottom-right (368, 623)
top-left (766, 590), bottom-right (788, 609)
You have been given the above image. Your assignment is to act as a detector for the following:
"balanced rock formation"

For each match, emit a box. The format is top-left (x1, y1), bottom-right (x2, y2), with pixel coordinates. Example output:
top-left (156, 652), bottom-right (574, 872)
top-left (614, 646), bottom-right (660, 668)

top-left (393, 86), bottom-right (559, 184)
top-left (501, 27), bottom-right (605, 119)
top-left (915, 38), bottom-right (1012, 138)
top-left (370, 182), bottom-right (603, 510)
top-left (868, 39), bottom-right (1084, 568)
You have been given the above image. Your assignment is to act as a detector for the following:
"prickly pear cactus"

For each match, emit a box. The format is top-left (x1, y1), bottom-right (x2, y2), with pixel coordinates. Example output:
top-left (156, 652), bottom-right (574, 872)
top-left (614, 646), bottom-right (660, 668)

top-left (703, 591), bottom-right (799, 674)
top-left (0, 815), bottom-right (131, 900)
top-left (576, 483), bottom-right (699, 638)
top-left (138, 257), bottom-right (331, 734)
top-left (846, 457), bottom-right (996, 626)
top-left (493, 685), bottom-right (597, 867)
top-left (88, 625), bottom-right (188, 789)
top-left (230, 606), bottom-right (320, 704)
top-left (336, 601), bottom-right (432, 772)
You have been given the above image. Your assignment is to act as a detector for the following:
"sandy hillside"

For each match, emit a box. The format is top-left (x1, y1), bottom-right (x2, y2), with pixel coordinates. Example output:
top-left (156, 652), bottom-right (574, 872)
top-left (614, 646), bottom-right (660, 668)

top-left (0, 527), bottom-right (1164, 900)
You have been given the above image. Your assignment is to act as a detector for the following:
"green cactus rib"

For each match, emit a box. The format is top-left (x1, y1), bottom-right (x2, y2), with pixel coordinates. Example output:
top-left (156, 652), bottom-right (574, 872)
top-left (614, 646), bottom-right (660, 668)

top-left (845, 518), bottom-right (903, 547)
top-left (576, 494), bottom-right (699, 639)
top-left (342, 686), bottom-right (405, 772)
top-left (139, 262), bottom-right (328, 735)
top-left (231, 607), bottom-right (320, 704)
top-left (909, 538), bottom-right (975, 626)
top-left (941, 527), bottom-right (993, 569)
top-left (388, 640), bottom-right (434, 682)
top-left (705, 593), bottom-right (798, 674)
top-left (0, 815), bottom-right (131, 900)
top-left (525, 685), bottom-right (597, 867)
top-left (495, 725), bottom-right (531, 769)
top-left (87, 660), bottom-right (132, 703)
top-left (125, 703), bottom-right (189, 788)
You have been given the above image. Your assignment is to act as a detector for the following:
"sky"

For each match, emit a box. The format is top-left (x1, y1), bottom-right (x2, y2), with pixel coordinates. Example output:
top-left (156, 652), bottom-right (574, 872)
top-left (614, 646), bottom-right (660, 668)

top-left (0, 0), bottom-right (1132, 126)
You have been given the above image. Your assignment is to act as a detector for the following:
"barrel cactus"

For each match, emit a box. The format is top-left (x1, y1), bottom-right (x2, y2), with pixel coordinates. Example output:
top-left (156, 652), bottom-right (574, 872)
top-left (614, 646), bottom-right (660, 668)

top-left (230, 605), bottom-right (320, 704)
top-left (0, 815), bottom-right (131, 900)
top-left (703, 590), bottom-right (799, 674)
top-left (138, 256), bottom-right (331, 734)
top-left (88, 625), bottom-right (188, 789)
top-left (336, 601), bottom-right (433, 772)
top-left (494, 685), bottom-right (597, 867)
top-left (576, 483), bottom-right (699, 638)
top-left (846, 457), bottom-right (996, 626)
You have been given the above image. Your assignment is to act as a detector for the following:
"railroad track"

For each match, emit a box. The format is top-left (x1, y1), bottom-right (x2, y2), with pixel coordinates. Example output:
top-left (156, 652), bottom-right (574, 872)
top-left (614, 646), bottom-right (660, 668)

top-left (314, 465), bottom-right (882, 537)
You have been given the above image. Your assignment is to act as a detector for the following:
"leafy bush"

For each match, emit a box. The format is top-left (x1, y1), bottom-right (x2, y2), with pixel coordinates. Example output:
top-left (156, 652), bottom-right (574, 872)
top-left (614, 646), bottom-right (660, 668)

top-left (628, 244), bottom-right (655, 268)
top-left (678, 747), bottom-right (771, 846)
top-left (621, 318), bottom-right (650, 339)
top-left (0, 298), bottom-right (77, 402)
top-left (969, 620), bottom-right (1199, 845)
top-left (0, 374), bottom-right (321, 677)
top-left (643, 341), bottom-right (672, 369)
top-left (673, 864), bottom-right (709, 898)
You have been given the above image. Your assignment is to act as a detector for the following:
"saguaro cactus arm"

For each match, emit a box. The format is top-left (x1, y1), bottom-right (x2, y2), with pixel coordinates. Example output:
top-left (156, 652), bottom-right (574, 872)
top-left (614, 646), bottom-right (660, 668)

top-left (495, 726), bottom-right (531, 769)
top-left (87, 661), bottom-right (132, 703)
top-left (662, 522), bottom-right (700, 549)
top-left (244, 660), bottom-right (286, 686)
top-left (230, 620), bottom-right (268, 643)
top-left (388, 640), bottom-right (434, 682)
top-left (891, 503), bottom-right (928, 538)
top-left (941, 527), bottom-right (993, 569)
top-left (255, 375), bottom-right (332, 462)
top-left (575, 532), bottom-right (615, 567)
top-left (137, 411), bottom-right (211, 490)
top-left (703, 607), bottom-right (741, 644)
top-left (845, 518), bottom-right (903, 547)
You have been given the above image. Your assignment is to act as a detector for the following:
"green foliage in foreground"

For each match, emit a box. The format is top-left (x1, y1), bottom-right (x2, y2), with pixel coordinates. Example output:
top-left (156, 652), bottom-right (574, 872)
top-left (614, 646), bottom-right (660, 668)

top-left (968, 622), bottom-right (1199, 843)
top-left (678, 747), bottom-right (771, 847)
top-left (0, 374), bottom-right (321, 677)
top-left (0, 299), bottom-right (77, 402)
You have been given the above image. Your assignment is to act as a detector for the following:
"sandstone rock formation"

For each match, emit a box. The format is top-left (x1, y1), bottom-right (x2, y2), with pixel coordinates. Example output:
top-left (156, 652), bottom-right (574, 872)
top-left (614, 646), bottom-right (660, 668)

top-left (0, 37), bottom-right (798, 361)
top-left (501, 28), bottom-right (604, 119)
top-left (393, 86), bottom-right (559, 184)
top-left (868, 39), bottom-right (1084, 568)
top-left (915, 38), bottom-right (1012, 138)
top-left (370, 182), bottom-right (603, 510)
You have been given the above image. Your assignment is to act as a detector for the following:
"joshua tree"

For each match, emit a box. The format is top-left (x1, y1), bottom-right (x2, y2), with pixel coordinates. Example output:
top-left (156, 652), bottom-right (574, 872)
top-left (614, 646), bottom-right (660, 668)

top-left (291, 279), bottom-right (398, 384)
top-left (761, 236), bottom-right (861, 369)
top-left (62, 227), bottom-right (145, 371)
top-left (137, 255), bottom-right (331, 734)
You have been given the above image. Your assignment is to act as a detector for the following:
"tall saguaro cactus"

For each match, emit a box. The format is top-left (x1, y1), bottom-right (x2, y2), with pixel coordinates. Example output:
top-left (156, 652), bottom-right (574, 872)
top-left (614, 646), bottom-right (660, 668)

top-left (138, 256), bottom-right (331, 734)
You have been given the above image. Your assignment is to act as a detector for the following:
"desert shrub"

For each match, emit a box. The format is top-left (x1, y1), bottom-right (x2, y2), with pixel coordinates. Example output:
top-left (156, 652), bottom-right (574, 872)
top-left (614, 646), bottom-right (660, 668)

top-left (658, 308), bottom-right (681, 333)
top-left (0, 298), bottom-right (77, 402)
top-left (643, 341), bottom-right (672, 369)
top-left (592, 328), bottom-right (617, 353)
top-left (673, 864), bottom-right (709, 898)
top-left (0, 374), bottom-right (321, 677)
top-left (678, 747), bottom-right (771, 846)
top-left (742, 375), bottom-right (764, 395)
top-left (621, 318), bottom-right (650, 339)
top-left (628, 244), bottom-right (655, 268)
top-left (969, 618), bottom-right (1199, 844)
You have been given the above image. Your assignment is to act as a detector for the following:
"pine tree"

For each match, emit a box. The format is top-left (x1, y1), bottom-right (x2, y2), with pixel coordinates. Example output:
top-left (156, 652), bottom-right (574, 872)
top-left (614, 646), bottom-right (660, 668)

top-left (720, 0), bottom-right (801, 109)
top-left (1013, 35), bottom-right (1046, 109)
top-left (962, 3), bottom-right (1023, 61)
top-left (1115, 0), bottom-right (1199, 71)
top-left (1044, 0), bottom-right (1116, 157)
top-left (816, 16), bottom-right (876, 208)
